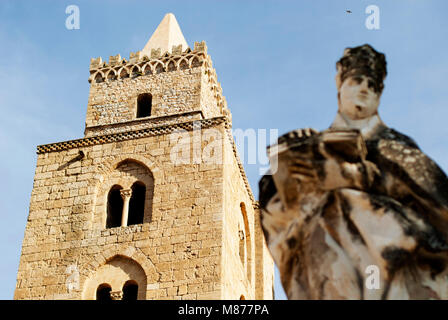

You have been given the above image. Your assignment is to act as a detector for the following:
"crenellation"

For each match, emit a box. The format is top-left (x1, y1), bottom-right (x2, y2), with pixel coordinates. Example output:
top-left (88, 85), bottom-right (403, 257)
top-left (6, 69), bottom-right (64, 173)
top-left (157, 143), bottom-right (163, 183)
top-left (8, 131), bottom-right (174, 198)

top-left (108, 54), bottom-right (122, 66)
top-left (129, 51), bottom-right (141, 64)
top-left (89, 57), bottom-right (103, 70)
top-left (89, 46), bottom-right (206, 82)
top-left (193, 41), bottom-right (207, 54)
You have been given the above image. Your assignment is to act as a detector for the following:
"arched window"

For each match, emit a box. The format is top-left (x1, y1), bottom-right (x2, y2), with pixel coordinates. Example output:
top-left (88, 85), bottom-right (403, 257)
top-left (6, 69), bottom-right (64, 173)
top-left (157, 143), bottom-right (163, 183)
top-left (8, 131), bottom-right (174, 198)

top-left (240, 202), bottom-right (252, 283)
top-left (96, 283), bottom-right (112, 300)
top-left (137, 93), bottom-right (152, 118)
top-left (128, 182), bottom-right (146, 225)
top-left (122, 280), bottom-right (139, 301)
top-left (238, 228), bottom-right (246, 266)
top-left (106, 185), bottom-right (123, 228)
top-left (98, 160), bottom-right (155, 230)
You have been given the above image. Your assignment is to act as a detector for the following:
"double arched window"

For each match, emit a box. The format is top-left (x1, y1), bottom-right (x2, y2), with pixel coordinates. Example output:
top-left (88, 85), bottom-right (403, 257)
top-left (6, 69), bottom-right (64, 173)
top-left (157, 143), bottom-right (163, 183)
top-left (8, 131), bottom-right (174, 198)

top-left (85, 255), bottom-right (147, 300)
top-left (106, 181), bottom-right (147, 228)
top-left (98, 160), bottom-right (154, 230)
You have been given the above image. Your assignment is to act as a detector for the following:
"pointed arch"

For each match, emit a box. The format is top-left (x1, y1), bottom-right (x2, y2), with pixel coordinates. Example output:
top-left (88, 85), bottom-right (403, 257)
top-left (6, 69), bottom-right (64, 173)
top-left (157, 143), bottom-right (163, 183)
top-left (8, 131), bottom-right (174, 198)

top-left (154, 62), bottom-right (165, 74)
top-left (142, 63), bottom-right (153, 75)
top-left (106, 69), bottom-right (117, 81)
top-left (94, 72), bottom-right (105, 83)
top-left (178, 58), bottom-right (189, 71)
top-left (118, 67), bottom-right (129, 79)
top-left (190, 55), bottom-right (203, 68)
top-left (131, 65), bottom-right (141, 77)
top-left (167, 60), bottom-right (177, 72)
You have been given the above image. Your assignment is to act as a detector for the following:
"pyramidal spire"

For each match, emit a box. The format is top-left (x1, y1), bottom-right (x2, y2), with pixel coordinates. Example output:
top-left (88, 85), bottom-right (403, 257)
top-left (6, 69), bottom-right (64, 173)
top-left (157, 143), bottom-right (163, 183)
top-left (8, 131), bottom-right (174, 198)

top-left (141, 13), bottom-right (188, 57)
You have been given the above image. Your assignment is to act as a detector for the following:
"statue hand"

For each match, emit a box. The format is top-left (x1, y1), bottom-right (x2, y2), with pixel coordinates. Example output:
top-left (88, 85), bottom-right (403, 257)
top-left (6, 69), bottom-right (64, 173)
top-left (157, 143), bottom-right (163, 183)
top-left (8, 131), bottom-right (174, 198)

top-left (288, 157), bottom-right (319, 184)
top-left (284, 128), bottom-right (319, 184)
top-left (280, 128), bottom-right (318, 145)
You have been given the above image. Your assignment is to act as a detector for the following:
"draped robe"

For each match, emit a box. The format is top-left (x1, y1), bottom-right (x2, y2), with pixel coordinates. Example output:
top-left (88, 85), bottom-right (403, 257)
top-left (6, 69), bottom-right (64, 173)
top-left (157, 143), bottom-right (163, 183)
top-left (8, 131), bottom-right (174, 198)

top-left (259, 124), bottom-right (448, 299)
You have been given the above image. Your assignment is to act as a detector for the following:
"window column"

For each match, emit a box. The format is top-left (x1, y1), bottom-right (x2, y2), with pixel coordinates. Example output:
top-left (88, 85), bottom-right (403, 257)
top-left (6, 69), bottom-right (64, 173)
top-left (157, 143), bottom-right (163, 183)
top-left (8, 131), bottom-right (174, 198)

top-left (120, 189), bottom-right (132, 227)
top-left (110, 291), bottom-right (123, 300)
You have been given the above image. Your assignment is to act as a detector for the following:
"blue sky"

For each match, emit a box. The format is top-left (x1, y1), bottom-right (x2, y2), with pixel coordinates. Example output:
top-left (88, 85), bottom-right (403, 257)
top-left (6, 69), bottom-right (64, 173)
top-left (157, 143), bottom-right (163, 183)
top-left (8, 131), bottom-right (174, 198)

top-left (1, 0), bottom-right (447, 300)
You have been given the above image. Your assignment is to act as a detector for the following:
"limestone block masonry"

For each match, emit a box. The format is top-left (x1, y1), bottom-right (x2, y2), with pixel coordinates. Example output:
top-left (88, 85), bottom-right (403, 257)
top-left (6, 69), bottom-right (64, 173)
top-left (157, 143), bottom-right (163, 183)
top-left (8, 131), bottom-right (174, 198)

top-left (14, 14), bottom-right (274, 300)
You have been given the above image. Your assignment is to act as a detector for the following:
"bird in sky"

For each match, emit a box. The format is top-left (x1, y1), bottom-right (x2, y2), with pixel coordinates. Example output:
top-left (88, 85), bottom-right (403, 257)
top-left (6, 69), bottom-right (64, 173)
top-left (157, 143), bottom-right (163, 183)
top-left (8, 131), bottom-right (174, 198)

top-left (346, 10), bottom-right (352, 13)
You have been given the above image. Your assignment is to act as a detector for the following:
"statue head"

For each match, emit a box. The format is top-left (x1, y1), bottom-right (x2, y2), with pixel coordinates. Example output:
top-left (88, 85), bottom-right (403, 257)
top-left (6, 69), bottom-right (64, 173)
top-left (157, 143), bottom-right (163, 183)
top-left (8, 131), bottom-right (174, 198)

top-left (335, 44), bottom-right (387, 120)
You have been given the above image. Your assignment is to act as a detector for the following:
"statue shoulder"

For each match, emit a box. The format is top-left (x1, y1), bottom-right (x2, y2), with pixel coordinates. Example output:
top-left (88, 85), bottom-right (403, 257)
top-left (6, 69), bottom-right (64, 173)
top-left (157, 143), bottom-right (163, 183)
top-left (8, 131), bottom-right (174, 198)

top-left (371, 126), bottom-right (448, 208)
top-left (373, 126), bottom-right (419, 149)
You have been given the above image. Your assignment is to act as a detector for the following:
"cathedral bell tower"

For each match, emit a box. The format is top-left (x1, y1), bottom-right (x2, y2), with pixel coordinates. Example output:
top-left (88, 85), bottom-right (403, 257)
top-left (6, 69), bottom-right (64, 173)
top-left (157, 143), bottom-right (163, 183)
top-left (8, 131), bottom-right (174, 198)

top-left (14, 13), bottom-right (274, 300)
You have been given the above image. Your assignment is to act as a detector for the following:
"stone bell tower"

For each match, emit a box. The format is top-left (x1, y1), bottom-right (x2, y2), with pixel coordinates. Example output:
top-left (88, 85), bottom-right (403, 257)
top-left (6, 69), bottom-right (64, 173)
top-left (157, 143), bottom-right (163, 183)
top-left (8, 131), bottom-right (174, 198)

top-left (14, 13), bottom-right (274, 300)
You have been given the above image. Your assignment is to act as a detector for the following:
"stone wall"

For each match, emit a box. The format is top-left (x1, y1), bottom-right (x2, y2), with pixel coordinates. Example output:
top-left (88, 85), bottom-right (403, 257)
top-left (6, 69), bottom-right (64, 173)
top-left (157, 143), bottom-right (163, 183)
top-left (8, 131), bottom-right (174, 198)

top-left (86, 67), bottom-right (202, 133)
top-left (220, 128), bottom-right (275, 300)
top-left (15, 123), bottom-right (225, 300)
top-left (254, 206), bottom-right (275, 299)
top-left (221, 131), bottom-right (255, 299)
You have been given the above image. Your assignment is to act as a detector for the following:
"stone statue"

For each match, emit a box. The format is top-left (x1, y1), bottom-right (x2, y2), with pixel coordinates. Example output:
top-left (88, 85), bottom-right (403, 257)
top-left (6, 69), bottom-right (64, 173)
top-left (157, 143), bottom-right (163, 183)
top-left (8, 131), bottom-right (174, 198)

top-left (259, 44), bottom-right (448, 299)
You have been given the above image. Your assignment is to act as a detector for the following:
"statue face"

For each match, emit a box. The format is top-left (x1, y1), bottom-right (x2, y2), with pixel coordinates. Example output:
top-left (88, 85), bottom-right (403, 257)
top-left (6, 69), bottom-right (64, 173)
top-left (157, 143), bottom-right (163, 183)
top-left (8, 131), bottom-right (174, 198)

top-left (338, 75), bottom-right (381, 120)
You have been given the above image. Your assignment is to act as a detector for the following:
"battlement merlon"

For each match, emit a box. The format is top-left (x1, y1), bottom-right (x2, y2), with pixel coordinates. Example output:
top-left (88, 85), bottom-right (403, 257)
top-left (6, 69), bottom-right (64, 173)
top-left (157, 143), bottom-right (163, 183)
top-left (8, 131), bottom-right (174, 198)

top-left (89, 41), bottom-right (208, 71)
